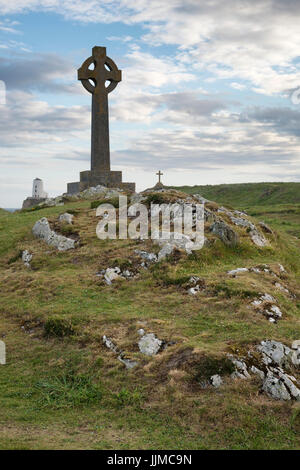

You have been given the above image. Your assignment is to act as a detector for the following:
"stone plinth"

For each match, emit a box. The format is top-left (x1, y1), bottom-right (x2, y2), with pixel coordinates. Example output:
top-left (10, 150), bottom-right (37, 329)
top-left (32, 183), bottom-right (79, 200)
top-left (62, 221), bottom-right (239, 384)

top-left (67, 169), bottom-right (135, 194)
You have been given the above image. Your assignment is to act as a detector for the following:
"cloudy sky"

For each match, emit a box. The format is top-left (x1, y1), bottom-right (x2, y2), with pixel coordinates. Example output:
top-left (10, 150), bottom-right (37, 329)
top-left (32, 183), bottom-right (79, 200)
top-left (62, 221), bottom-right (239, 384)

top-left (1, 0), bottom-right (300, 207)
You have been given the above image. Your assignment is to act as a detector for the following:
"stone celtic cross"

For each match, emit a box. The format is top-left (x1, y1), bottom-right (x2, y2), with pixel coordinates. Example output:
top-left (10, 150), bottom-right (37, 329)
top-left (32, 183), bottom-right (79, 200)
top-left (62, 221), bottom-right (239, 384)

top-left (78, 46), bottom-right (122, 174)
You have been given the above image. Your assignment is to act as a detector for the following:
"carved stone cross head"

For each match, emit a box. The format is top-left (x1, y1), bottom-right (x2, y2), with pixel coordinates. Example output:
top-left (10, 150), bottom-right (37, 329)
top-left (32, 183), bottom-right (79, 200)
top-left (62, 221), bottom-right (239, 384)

top-left (78, 46), bottom-right (122, 96)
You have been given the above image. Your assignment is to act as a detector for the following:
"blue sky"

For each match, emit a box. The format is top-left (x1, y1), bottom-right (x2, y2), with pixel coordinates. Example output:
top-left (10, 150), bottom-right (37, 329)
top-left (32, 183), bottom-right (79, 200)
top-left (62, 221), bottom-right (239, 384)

top-left (0, 0), bottom-right (300, 207)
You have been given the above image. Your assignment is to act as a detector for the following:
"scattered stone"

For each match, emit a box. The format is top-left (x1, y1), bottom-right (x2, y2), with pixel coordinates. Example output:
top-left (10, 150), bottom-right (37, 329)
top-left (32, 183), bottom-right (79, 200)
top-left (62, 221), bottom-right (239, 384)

top-left (118, 353), bottom-right (138, 370)
top-left (229, 356), bottom-right (250, 379)
top-left (262, 371), bottom-right (292, 401)
top-left (227, 267), bottom-right (249, 276)
top-left (102, 335), bottom-right (119, 354)
top-left (278, 264), bottom-right (286, 273)
top-left (210, 220), bottom-right (239, 246)
top-left (250, 365), bottom-right (265, 380)
top-left (249, 229), bottom-right (268, 247)
top-left (137, 328), bottom-right (145, 337)
top-left (274, 282), bottom-right (289, 294)
top-left (257, 340), bottom-right (292, 368)
top-left (22, 250), bottom-right (32, 268)
top-left (292, 340), bottom-right (300, 350)
top-left (259, 221), bottom-right (273, 234)
top-left (210, 374), bottom-right (223, 388)
top-left (104, 267), bottom-right (122, 285)
top-left (230, 216), bottom-right (255, 230)
top-left (134, 250), bottom-right (157, 263)
top-left (153, 230), bottom-right (204, 258)
top-left (138, 333), bottom-right (163, 356)
top-left (59, 212), bottom-right (74, 224)
top-left (32, 217), bottom-right (76, 251)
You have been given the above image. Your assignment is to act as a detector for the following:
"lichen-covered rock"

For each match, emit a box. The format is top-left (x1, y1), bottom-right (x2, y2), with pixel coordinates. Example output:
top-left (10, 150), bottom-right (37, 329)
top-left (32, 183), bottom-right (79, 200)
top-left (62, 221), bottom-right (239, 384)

top-left (210, 220), bottom-right (239, 246)
top-left (257, 340), bottom-right (292, 368)
top-left (138, 333), bottom-right (163, 356)
top-left (229, 357), bottom-right (250, 379)
top-left (59, 212), bottom-right (74, 224)
top-left (262, 371), bottom-right (292, 401)
top-left (32, 217), bottom-right (76, 251)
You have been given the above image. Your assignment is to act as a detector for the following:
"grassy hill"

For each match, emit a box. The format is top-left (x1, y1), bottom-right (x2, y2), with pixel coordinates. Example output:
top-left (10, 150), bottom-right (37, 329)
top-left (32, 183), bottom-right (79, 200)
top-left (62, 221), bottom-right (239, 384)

top-left (172, 182), bottom-right (300, 208)
top-left (0, 191), bottom-right (299, 449)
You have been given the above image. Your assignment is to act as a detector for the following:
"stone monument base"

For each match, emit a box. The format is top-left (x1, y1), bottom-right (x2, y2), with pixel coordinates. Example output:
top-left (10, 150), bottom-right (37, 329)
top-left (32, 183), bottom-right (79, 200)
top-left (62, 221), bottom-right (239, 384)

top-left (22, 197), bottom-right (47, 209)
top-left (67, 170), bottom-right (135, 194)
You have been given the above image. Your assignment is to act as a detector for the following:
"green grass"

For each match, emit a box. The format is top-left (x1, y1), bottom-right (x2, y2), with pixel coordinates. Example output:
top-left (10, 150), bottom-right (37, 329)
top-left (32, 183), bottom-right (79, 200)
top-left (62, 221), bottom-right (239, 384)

top-left (172, 182), bottom-right (300, 207)
top-left (0, 189), bottom-right (299, 449)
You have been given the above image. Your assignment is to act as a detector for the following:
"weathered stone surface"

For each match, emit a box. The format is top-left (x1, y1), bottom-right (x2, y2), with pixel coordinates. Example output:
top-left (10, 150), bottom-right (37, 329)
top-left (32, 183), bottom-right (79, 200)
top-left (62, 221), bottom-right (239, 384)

top-left (230, 216), bottom-right (255, 230)
top-left (249, 229), bottom-right (268, 247)
top-left (102, 335), bottom-right (119, 353)
top-left (134, 250), bottom-right (157, 263)
top-left (67, 46), bottom-right (135, 193)
top-left (257, 340), bottom-right (292, 368)
top-left (138, 333), bottom-right (163, 356)
top-left (292, 340), bottom-right (300, 350)
top-left (153, 230), bottom-right (204, 259)
top-left (118, 353), bottom-right (138, 370)
top-left (59, 213), bottom-right (74, 224)
top-left (22, 250), bottom-right (32, 268)
top-left (229, 357), bottom-right (250, 379)
top-left (210, 220), bottom-right (239, 246)
top-left (259, 221), bottom-right (273, 234)
top-left (262, 371), bottom-right (292, 401)
top-left (210, 374), bottom-right (223, 387)
top-left (32, 218), bottom-right (76, 251)
top-left (227, 267), bottom-right (249, 276)
top-left (104, 267), bottom-right (121, 285)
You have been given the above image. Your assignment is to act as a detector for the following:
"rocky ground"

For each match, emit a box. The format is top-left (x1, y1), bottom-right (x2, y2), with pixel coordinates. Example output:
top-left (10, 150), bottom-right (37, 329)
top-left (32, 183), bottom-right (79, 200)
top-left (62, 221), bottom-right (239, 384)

top-left (0, 185), bottom-right (299, 449)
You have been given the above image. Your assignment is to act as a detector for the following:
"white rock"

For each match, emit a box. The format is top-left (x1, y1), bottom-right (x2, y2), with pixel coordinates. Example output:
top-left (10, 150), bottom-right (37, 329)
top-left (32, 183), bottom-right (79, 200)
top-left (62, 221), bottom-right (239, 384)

top-left (188, 287), bottom-right (200, 295)
top-left (59, 212), bottom-right (74, 224)
top-left (102, 335), bottom-right (119, 353)
top-left (227, 267), bottom-right (249, 276)
top-left (32, 217), bottom-right (75, 251)
top-left (274, 282), bottom-right (289, 294)
top-left (138, 333), bottom-right (163, 356)
top-left (104, 267), bottom-right (121, 285)
top-left (137, 328), bottom-right (145, 337)
top-left (230, 216), bottom-right (255, 230)
top-left (210, 374), bottom-right (223, 388)
top-left (257, 340), bottom-right (292, 367)
top-left (157, 243), bottom-right (175, 261)
top-left (250, 366), bottom-right (265, 380)
top-left (265, 305), bottom-right (282, 318)
top-left (262, 372), bottom-right (291, 401)
top-left (292, 340), bottom-right (300, 350)
top-left (229, 357), bottom-right (250, 379)
top-left (22, 250), bottom-right (32, 267)
top-left (250, 229), bottom-right (268, 247)
top-left (118, 354), bottom-right (138, 370)
top-left (135, 250), bottom-right (157, 263)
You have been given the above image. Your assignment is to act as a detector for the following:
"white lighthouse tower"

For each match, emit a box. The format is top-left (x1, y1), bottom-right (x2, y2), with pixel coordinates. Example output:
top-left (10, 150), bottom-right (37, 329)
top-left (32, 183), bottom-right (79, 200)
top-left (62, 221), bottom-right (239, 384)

top-left (32, 178), bottom-right (48, 199)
